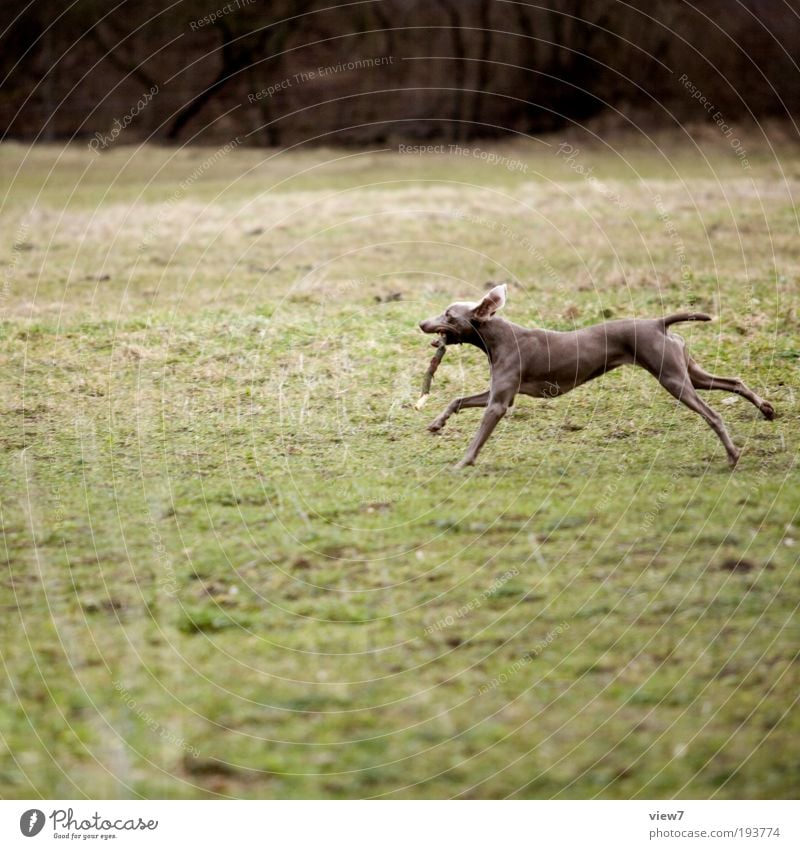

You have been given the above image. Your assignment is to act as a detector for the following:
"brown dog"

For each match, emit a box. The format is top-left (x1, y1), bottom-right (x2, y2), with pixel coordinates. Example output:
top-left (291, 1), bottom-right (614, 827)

top-left (419, 285), bottom-right (774, 468)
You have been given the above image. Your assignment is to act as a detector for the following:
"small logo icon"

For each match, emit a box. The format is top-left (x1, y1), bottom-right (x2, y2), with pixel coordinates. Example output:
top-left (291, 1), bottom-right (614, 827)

top-left (20, 809), bottom-right (45, 837)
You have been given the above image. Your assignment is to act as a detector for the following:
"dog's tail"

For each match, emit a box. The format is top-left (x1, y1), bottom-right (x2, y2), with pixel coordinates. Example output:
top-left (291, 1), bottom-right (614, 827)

top-left (662, 312), bottom-right (712, 327)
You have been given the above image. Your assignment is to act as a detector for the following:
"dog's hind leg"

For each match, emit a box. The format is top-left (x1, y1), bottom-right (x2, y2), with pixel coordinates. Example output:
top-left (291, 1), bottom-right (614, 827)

top-left (639, 336), bottom-right (742, 467)
top-left (657, 370), bottom-right (741, 467)
top-left (687, 359), bottom-right (775, 420)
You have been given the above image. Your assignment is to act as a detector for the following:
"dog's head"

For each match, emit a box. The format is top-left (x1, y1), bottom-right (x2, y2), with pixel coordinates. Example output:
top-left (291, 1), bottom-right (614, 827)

top-left (418, 284), bottom-right (507, 345)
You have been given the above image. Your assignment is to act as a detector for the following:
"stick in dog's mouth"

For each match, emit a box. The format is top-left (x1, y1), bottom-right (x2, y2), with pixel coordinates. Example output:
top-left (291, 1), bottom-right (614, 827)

top-left (414, 335), bottom-right (447, 410)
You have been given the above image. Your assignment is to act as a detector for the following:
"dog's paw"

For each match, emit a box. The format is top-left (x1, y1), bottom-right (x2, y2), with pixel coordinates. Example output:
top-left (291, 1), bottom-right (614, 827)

top-left (427, 421), bottom-right (444, 433)
top-left (454, 458), bottom-right (475, 470)
top-left (727, 447), bottom-right (742, 469)
top-left (760, 401), bottom-right (776, 421)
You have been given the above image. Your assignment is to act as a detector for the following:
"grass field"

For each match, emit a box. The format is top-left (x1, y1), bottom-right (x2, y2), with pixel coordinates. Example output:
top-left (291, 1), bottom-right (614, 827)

top-left (1, 129), bottom-right (799, 799)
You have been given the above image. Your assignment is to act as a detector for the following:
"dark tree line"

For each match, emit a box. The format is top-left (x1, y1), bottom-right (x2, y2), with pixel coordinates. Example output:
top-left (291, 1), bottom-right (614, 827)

top-left (1, 0), bottom-right (798, 145)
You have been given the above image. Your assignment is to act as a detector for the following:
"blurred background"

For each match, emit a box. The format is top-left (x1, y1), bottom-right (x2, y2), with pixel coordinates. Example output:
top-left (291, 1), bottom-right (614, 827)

top-left (2, 1), bottom-right (800, 803)
top-left (2, 0), bottom-right (799, 147)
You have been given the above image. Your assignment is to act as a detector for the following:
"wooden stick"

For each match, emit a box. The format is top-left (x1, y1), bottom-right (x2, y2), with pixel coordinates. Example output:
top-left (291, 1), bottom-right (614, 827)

top-left (414, 339), bottom-right (446, 410)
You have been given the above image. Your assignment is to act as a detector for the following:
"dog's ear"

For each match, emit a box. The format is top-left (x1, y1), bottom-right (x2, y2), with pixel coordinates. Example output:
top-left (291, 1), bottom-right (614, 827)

top-left (473, 284), bottom-right (507, 319)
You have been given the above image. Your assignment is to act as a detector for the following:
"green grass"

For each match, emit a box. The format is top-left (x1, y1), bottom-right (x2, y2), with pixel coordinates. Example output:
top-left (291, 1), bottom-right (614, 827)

top-left (1, 133), bottom-right (799, 799)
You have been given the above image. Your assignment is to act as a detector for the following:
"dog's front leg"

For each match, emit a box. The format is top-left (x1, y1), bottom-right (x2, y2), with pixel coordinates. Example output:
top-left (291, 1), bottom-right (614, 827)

top-left (455, 389), bottom-right (515, 468)
top-left (428, 389), bottom-right (490, 432)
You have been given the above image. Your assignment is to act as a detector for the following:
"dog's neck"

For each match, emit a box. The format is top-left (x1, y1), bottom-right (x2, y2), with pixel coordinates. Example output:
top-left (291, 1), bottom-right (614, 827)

top-left (465, 316), bottom-right (527, 360)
